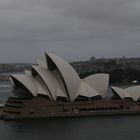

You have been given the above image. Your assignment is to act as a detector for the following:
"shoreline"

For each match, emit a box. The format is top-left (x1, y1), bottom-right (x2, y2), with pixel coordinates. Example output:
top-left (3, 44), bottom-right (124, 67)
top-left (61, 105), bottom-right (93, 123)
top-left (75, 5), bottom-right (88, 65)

top-left (2, 109), bottom-right (140, 121)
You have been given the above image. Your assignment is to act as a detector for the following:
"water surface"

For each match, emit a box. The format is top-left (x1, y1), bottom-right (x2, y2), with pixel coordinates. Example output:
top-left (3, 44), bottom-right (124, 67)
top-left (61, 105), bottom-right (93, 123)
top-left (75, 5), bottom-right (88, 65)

top-left (0, 81), bottom-right (140, 140)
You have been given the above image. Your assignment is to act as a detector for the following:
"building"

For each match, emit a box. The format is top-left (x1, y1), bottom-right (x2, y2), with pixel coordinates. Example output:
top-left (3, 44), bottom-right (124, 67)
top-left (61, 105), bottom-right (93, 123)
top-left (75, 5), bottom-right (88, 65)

top-left (9, 52), bottom-right (109, 102)
top-left (111, 86), bottom-right (140, 101)
top-left (2, 52), bottom-right (140, 120)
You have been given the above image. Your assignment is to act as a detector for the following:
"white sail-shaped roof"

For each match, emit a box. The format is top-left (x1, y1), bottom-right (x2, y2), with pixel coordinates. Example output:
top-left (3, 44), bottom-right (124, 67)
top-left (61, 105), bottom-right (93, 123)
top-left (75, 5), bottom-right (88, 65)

top-left (32, 65), bottom-right (67, 100)
top-left (74, 82), bottom-right (100, 100)
top-left (111, 86), bottom-right (125, 99)
top-left (11, 74), bottom-right (37, 96)
top-left (124, 91), bottom-right (131, 98)
top-left (84, 74), bottom-right (109, 98)
top-left (25, 70), bottom-right (50, 97)
top-left (35, 76), bottom-right (51, 98)
top-left (10, 52), bottom-right (112, 102)
top-left (111, 86), bottom-right (140, 101)
top-left (52, 69), bottom-right (68, 99)
top-left (126, 86), bottom-right (140, 101)
top-left (46, 52), bottom-right (81, 101)
top-left (11, 72), bottom-right (51, 99)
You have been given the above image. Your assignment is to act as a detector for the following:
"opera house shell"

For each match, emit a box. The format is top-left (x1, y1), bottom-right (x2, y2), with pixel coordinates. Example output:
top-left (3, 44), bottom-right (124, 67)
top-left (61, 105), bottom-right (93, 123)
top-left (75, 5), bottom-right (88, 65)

top-left (10, 52), bottom-right (109, 102)
top-left (2, 52), bottom-right (140, 120)
top-left (111, 86), bottom-right (140, 101)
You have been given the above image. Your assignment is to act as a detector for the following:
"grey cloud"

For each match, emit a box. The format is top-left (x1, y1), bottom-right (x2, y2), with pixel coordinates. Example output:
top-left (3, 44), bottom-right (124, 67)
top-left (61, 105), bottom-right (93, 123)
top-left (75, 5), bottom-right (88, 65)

top-left (0, 0), bottom-right (140, 63)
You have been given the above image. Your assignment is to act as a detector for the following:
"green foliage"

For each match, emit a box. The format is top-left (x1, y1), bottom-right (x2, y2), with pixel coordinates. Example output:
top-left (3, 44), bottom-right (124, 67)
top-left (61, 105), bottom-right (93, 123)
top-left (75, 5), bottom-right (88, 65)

top-left (79, 68), bottom-right (140, 85)
top-left (110, 68), bottom-right (140, 84)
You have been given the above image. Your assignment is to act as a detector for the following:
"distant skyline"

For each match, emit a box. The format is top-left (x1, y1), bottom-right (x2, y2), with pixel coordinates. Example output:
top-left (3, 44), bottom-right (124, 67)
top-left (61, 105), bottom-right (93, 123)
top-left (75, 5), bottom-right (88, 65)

top-left (1, 0), bottom-right (140, 63)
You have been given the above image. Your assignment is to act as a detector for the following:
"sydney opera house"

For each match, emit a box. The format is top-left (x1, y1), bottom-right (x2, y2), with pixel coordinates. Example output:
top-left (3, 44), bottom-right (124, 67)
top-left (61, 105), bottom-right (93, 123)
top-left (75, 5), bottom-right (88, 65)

top-left (2, 52), bottom-right (140, 119)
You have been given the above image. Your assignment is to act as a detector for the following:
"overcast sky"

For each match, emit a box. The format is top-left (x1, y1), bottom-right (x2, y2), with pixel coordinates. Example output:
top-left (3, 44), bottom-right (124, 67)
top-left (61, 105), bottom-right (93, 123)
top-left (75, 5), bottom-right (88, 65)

top-left (0, 0), bottom-right (140, 63)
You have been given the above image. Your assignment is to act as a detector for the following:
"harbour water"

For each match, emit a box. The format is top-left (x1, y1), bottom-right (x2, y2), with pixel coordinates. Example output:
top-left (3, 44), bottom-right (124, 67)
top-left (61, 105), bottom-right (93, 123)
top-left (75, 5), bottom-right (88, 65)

top-left (0, 81), bottom-right (140, 140)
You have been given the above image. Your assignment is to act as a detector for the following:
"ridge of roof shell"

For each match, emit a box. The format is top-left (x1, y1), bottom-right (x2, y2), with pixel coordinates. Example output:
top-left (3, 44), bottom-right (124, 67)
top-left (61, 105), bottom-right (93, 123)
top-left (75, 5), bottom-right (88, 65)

top-left (46, 52), bottom-right (81, 101)
top-left (31, 65), bottom-right (68, 100)
top-left (11, 73), bottom-right (51, 99)
top-left (84, 74), bottom-right (109, 98)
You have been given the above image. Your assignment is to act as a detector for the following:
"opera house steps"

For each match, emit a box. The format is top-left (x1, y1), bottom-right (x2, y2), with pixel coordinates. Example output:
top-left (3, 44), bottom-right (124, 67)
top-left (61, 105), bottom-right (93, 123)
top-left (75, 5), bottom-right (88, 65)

top-left (7, 97), bottom-right (23, 104)
top-left (5, 103), bottom-right (22, 108)
top-left (1, 52), bottom-right (140, 120)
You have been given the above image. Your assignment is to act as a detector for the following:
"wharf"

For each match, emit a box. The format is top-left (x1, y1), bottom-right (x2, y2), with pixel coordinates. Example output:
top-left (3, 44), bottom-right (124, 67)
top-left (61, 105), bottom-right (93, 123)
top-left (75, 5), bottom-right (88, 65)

top-left (3, 109), bottom-right (140, 120)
